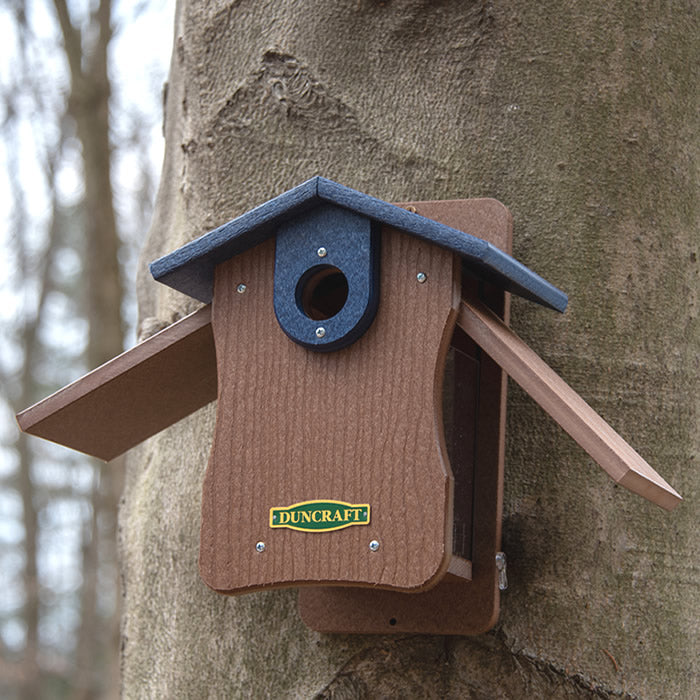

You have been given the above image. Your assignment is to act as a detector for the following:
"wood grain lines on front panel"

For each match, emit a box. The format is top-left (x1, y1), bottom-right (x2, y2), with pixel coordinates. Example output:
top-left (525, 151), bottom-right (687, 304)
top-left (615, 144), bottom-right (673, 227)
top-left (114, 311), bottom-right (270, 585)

top-left (199, 229), bottom-right (460, 594)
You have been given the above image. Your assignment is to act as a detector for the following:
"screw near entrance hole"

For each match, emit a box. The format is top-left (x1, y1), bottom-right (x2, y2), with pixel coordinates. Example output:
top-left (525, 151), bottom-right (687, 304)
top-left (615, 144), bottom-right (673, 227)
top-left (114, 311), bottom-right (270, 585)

top-left (296, 265), bottom-right (349, 321)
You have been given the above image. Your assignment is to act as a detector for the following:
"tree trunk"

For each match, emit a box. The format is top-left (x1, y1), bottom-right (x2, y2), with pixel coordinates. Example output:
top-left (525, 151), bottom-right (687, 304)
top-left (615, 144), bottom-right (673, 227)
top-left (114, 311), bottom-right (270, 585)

top-left (54, 1), bottom-right (124, 696)
top-left (13, 158), bottom-right (65, 700)
top-left (123, 1), bottom-right (698, 696)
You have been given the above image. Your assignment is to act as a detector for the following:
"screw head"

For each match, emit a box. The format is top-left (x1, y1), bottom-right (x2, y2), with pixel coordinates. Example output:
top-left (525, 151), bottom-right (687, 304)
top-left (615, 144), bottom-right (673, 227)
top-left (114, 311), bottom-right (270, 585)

top-left (255, 542), bottom-right (265, 553)
top-left (315, 327), bottom-right (326, 338)
top-left (237, 283), bottom-right (247, 294)
top-left (369, 540), bottom-right (380, 552)
top-left (416, 272), bottom-right (427, 284)
top-left (317, 247), bottom-right (327, 258)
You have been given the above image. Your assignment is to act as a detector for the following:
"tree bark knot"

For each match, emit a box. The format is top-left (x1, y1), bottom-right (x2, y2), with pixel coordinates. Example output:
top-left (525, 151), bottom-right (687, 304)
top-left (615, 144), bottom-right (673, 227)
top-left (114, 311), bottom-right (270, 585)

top-left (212, 48), bottom-right (360, 132)
top-left (500, 634), bottom-right (641, 699)
top-left (314, 636), bottom-right (451, 699)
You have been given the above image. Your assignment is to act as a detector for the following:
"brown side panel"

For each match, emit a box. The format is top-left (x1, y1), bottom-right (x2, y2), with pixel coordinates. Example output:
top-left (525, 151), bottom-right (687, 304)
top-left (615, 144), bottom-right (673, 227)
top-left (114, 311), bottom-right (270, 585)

top-left (199, 230), bottom-right (460, 594)
top-left (457, 297), bottom-right (681, 511)
top-left (16, 307), bottom-right (216, 461)
top-left (299, 197), bottom-right (511, 635)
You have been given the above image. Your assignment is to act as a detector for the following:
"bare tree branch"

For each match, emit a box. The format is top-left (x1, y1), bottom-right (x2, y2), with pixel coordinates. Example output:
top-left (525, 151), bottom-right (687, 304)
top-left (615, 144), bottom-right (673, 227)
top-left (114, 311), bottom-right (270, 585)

top-left (51, 0), bottom-right (83, 83)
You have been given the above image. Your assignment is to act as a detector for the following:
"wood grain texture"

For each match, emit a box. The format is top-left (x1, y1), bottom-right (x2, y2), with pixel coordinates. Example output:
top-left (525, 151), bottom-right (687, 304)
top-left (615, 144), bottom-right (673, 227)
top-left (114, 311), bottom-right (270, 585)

top-left (199, 228), bottom-right (461, 594)
top-left (299, 198), bottom-right (511, 635)
top-left (456, 297), bottom-right (682, 511)
top-left (16, 306), bottom-right (216, 461)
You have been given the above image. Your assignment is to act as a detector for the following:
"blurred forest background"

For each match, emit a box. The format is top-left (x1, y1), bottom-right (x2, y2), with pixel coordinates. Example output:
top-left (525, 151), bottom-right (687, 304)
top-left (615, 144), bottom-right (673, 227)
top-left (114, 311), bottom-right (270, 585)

top-left (0, 1), bottom-right (173, 697)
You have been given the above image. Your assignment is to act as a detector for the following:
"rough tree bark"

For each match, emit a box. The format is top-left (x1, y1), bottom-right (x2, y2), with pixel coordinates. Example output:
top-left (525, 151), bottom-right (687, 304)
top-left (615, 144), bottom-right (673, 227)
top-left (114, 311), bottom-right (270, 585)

top-left (123, 1), bottom-right (697, 697)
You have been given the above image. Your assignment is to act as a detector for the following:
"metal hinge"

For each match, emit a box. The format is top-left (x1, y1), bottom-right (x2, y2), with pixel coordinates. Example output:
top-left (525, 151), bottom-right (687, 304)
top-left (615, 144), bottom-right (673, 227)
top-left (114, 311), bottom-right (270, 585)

top-left (495, 551), bottom-right (508, 591)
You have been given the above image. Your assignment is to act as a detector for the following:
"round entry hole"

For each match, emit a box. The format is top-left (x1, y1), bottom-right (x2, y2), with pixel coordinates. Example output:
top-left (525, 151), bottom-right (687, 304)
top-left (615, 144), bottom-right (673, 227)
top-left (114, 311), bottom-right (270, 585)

top-left (297, 265), bottom-right (349, 321)
top-left (389, 618), bottom-right (397, 626)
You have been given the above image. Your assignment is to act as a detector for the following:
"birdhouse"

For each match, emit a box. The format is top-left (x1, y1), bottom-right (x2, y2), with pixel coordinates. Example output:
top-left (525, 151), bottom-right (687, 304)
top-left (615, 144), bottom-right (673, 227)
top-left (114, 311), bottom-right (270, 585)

top-left (16, 177), bottom-right (680, 636)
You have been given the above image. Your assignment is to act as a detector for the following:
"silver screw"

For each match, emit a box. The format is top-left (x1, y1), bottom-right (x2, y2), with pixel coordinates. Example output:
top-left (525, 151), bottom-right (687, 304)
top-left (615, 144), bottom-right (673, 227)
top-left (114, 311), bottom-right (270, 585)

top-left (237, 283), bottom-right (247, 294)
top-left (317, 247), bottom-right (327, 258)
top-left (255, 542), bottom-right (265, 553)
top-left (369, 540), bottom-right (380, 552)
top-left (315, 327), bottom-right (326, 338)
top-left (416, 272), bottom-right (427, 284)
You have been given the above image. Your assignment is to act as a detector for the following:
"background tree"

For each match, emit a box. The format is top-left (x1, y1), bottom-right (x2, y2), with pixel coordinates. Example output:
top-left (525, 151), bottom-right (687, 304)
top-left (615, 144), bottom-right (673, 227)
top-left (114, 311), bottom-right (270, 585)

top-left (124, 0), bottom-right (696, 696)
top-left (0, 1), bottom-right (169, 697)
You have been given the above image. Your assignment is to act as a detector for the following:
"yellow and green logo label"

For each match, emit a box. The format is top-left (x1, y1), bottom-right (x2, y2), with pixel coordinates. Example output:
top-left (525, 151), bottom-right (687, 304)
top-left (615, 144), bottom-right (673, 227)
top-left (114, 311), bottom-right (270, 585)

top-left (269, 500), bottom-right (370, 532)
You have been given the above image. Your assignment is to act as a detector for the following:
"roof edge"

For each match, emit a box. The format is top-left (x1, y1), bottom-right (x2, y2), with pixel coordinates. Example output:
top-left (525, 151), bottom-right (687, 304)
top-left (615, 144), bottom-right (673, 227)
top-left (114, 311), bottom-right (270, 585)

top-left (149, 177), bottom-right (323, 303)
top-left (150, 177), bottom-right (567, 312)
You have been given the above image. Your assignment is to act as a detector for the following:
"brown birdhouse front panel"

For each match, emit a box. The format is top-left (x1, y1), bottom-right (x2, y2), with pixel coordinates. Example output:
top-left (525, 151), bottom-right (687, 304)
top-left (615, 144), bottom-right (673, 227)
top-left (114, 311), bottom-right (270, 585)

top-left (199, 227), bottom-right (462, 594)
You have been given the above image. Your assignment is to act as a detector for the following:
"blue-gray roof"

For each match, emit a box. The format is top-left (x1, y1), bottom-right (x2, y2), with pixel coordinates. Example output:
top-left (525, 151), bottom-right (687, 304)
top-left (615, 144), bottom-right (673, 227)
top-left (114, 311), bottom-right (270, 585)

top-left (150, 176), bottom-right (567, 312)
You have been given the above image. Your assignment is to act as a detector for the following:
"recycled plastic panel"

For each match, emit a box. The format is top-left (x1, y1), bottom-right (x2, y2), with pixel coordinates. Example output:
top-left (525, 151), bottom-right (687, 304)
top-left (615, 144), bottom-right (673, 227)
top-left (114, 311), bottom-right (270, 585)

top-left (150, 176), bottom-right (567, 312)
top-left (299, 198), bottom-right (511, 635)
top-left (456, 297), bottom-right (681, 511)
top-left (199, 226), bottom-right (462, 594)
top-left (16, 306), bottom-right (216, 461)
